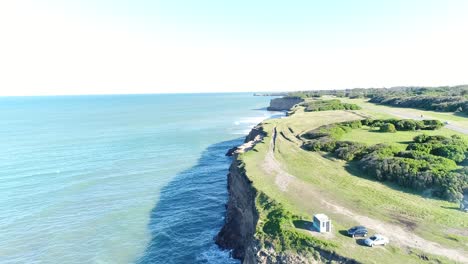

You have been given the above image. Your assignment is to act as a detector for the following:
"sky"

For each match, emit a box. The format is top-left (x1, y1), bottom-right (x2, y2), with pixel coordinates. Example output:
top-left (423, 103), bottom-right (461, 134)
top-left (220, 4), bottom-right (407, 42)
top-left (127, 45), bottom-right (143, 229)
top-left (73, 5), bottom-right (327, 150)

top-left (0, 0), bottom-right (467, 96)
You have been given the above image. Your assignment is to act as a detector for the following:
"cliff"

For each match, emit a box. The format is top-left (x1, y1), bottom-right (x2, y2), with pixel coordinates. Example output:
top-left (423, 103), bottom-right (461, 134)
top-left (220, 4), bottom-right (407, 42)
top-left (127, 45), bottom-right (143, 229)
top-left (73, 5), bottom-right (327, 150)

top-left (267, 97), bottom-right (304, 111)
top-left (216, 125), bottom-right (358, 264)
top-left (216, 126), bottom-right (264, 263)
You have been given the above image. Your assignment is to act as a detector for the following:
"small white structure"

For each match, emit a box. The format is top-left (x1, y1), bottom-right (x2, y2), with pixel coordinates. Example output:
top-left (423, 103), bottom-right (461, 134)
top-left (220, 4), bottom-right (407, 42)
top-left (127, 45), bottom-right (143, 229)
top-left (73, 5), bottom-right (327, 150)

top-left (313, 214), bottom-right (331, 233)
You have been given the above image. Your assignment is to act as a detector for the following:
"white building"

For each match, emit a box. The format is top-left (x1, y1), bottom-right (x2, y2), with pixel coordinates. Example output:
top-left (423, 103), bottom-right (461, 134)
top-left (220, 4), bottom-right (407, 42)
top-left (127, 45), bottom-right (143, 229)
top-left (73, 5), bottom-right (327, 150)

top-left (313, 214), bottom-right (331, 233)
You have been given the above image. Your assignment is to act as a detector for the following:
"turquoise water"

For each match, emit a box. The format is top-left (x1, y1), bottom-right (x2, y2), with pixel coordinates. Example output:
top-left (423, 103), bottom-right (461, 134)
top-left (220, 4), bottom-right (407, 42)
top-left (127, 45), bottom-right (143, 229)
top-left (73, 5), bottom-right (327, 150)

top-left (0, 94), bottom-right (278, 263)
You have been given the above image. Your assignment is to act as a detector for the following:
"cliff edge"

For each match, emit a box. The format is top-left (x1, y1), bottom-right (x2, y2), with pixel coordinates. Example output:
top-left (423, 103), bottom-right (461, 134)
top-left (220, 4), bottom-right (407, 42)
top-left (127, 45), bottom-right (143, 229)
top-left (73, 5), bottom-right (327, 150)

top-left (216, 126), bottom-right (264, 263)
top-left (267, 97), bottom-right (304, 111)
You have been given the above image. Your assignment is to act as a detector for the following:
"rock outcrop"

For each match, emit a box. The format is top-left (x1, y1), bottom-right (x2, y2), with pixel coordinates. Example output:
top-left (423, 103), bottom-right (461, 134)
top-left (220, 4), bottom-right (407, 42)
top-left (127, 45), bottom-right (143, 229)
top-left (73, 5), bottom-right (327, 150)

top-left (267, 97), bottom-right (304, 111)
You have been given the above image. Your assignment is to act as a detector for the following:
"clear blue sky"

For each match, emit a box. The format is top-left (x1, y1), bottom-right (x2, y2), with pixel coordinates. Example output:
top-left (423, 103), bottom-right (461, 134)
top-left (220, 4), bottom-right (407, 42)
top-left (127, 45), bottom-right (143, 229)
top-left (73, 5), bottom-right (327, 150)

top-left (0, 0), bottom-right (467, 95)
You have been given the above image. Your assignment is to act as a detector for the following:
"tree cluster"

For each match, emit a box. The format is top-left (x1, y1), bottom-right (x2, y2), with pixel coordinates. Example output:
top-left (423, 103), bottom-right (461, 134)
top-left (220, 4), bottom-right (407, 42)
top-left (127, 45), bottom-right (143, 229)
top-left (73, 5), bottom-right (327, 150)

top-left (285, 85), bottom-right (468, 114)
top-left (363, 118), bottom-right (444, 131)
top-left (287, 85), bottom-right (468, 99)
top-left (369, 95), bottom-right (468, 115)
top-left (302, 122), bottom-right (467, 201)
top-left (301, 99), bottom-right (361, 112)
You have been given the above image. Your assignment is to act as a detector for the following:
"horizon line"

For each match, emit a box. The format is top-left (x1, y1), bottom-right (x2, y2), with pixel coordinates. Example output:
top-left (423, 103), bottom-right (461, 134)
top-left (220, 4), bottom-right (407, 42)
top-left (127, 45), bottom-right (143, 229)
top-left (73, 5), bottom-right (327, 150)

top-left (1, 84), bottom-right (466, 98)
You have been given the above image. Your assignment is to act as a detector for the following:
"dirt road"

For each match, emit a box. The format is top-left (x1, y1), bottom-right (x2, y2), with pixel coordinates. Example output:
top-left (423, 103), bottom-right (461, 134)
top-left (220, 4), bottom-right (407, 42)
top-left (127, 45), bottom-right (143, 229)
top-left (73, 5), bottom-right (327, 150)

top-left (262, 127), bottom-right (468, 263)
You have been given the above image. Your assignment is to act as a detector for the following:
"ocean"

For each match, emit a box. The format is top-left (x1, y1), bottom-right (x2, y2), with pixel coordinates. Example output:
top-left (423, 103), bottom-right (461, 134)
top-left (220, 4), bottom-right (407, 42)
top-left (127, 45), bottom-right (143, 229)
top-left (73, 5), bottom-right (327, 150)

top-left (0, 93), bottom-right (279, 263)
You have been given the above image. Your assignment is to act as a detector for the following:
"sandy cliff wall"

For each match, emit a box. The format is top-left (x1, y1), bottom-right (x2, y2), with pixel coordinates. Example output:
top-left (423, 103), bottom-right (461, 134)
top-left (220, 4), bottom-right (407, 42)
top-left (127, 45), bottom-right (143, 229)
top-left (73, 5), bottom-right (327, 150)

top-left (267, 97), bottom-right (304, 111)
top-left (216, 127), bottom-right (264, 263)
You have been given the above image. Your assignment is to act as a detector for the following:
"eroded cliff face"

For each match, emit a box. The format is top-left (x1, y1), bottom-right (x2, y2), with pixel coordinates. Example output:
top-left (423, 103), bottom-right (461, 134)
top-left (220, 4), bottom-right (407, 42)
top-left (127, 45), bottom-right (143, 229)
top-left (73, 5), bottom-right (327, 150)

top-left (216, 157), bottom-right (258, 263)
top-left (267, 97), bottom-right (304, 111)
top-left (216, 127), bottom-right (264, 263)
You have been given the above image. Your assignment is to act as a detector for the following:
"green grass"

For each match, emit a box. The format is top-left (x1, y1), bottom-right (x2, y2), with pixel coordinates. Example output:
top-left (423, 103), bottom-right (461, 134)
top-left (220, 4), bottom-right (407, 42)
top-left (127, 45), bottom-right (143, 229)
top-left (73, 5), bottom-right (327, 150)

top-left (339, 97), bottom-right (468, 128)
top-left (239, 108), bottom-right (466, 264)
top-left (341, 126), bottom-right (466, 150)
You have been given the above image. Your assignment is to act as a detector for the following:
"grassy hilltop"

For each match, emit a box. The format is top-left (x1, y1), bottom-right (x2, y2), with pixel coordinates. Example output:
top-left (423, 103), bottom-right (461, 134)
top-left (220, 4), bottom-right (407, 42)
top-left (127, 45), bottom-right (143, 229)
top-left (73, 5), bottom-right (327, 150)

top-left (238, 97), bottom-right (468, 263)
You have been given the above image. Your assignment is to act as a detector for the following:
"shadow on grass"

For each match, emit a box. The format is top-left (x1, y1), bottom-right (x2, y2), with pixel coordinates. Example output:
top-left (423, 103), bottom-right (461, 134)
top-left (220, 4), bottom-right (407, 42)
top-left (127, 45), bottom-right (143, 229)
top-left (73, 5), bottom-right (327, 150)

top-left (322, 152), bottom-right (340, 161)
top-left (397, 140), bottom-right (413, 145)
top-left (293, 220), bottom-right (313, 231)
top-left (368, 130), bottom-right (397, 134)
top-left (441, 205), bottom-right (460, 211)
top-left (338, 230), bottom-right (350, 237)
top-left (453, 112), bottom-right (468, 118)
top-left (355, 238), bottom-right (367, 246)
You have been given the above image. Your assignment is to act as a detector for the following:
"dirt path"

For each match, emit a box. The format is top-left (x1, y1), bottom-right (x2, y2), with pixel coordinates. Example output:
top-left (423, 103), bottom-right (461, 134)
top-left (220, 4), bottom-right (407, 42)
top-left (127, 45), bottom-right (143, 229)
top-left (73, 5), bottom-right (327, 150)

top-left (262, 127), bottom-right (294, 191)
top-left (262, 127), bottom-right (468, 263)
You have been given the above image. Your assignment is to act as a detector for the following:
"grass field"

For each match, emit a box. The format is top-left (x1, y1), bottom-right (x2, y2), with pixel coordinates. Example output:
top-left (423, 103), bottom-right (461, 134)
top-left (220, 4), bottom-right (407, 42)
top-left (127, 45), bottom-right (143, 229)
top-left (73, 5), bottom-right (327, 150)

top-left (239, 104), bottom-right (467, 263)
top-left (341, 126), bottom-right (466, 150)
top-left (339, 97), bottom-right (468, 130)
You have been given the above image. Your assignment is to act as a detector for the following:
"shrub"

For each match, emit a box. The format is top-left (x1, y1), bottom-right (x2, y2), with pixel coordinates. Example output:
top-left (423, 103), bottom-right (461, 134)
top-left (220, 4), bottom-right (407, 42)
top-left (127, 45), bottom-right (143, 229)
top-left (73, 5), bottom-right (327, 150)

top-left (413, 134), bottom-right (429, 143)
top-left (410, 134), bottom-right (468, 163)
top-left (379, 123), bottom-right (397, 133)
top-left (395, 120), bottom-right (424, 131)
top-left (303, 99), bottom-right (361, 112)
top-left (422, 120), bottom-right (444, 130)
top-left (406, 143), bottom-right (432, 153)
top-left (263, 207), bottom-right (291, 236)
top-left (341, 120), bottom-right (363, 129)
top-left (431, 145), bottom-right (466, 163)
top-left (304, 137), bottom-right (337, 152)
top-left (366, 119), bottom-right (443, 131)
top-left (334, 142), bottom-right (367, 161)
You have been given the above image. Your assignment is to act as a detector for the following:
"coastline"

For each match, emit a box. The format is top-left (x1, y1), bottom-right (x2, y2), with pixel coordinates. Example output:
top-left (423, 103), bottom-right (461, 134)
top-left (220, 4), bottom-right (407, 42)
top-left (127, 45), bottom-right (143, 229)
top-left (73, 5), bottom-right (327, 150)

top-left (216, 126), bottom-right (265, 263)
top-left (215, 123), bottom-right (358, 264)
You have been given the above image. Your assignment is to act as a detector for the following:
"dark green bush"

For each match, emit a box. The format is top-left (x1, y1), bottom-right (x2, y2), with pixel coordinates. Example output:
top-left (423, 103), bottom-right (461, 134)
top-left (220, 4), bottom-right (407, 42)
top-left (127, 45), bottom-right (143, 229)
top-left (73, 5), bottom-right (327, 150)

top-left (422, 120), bottom-right (444, 130)
top-left (406, 143), bottom-right (433, 153)
top-left (303, 99), bottom-right (361, 112)
top-left (431, 145), bottom-right (466, 163)
top-left (334, 142), bottom-right (367, 161)
top-left (379, 123), bottom-right (397, 133)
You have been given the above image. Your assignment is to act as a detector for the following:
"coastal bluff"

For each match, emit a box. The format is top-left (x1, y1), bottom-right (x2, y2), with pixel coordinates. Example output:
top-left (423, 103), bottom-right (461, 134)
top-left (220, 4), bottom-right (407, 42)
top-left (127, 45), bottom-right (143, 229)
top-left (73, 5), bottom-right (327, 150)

top-left (216, 124), bottom-right (358, 264)
top-left (266, 97), bottom-right (304, 111)
top-left (216, 126), bottom-right (264, 263)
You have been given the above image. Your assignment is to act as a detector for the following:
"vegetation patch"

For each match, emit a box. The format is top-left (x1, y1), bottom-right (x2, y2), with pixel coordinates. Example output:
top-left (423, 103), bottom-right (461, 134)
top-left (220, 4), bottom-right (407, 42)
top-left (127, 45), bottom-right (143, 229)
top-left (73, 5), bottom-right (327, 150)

top-left (286, 85), bottom-right (468, 114)
top-left (363, 118), bottom-right (444, 131)
top-left (256, 192), bottom-right (338, 255)
top-left (370, 95), bottom-right (468, 115)
top-left (302, 120), bottom-right (467, 201)
top-left (301, 99), bottom-right (361, 112)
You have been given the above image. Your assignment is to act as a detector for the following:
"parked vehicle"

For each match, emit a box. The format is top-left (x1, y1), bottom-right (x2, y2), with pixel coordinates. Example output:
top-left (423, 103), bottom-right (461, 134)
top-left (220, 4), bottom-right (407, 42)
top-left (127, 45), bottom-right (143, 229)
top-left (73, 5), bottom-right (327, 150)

top-left (347, 226), bottom-right (368, 238)
top-left (364, 234), bottom-right (389, 247)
